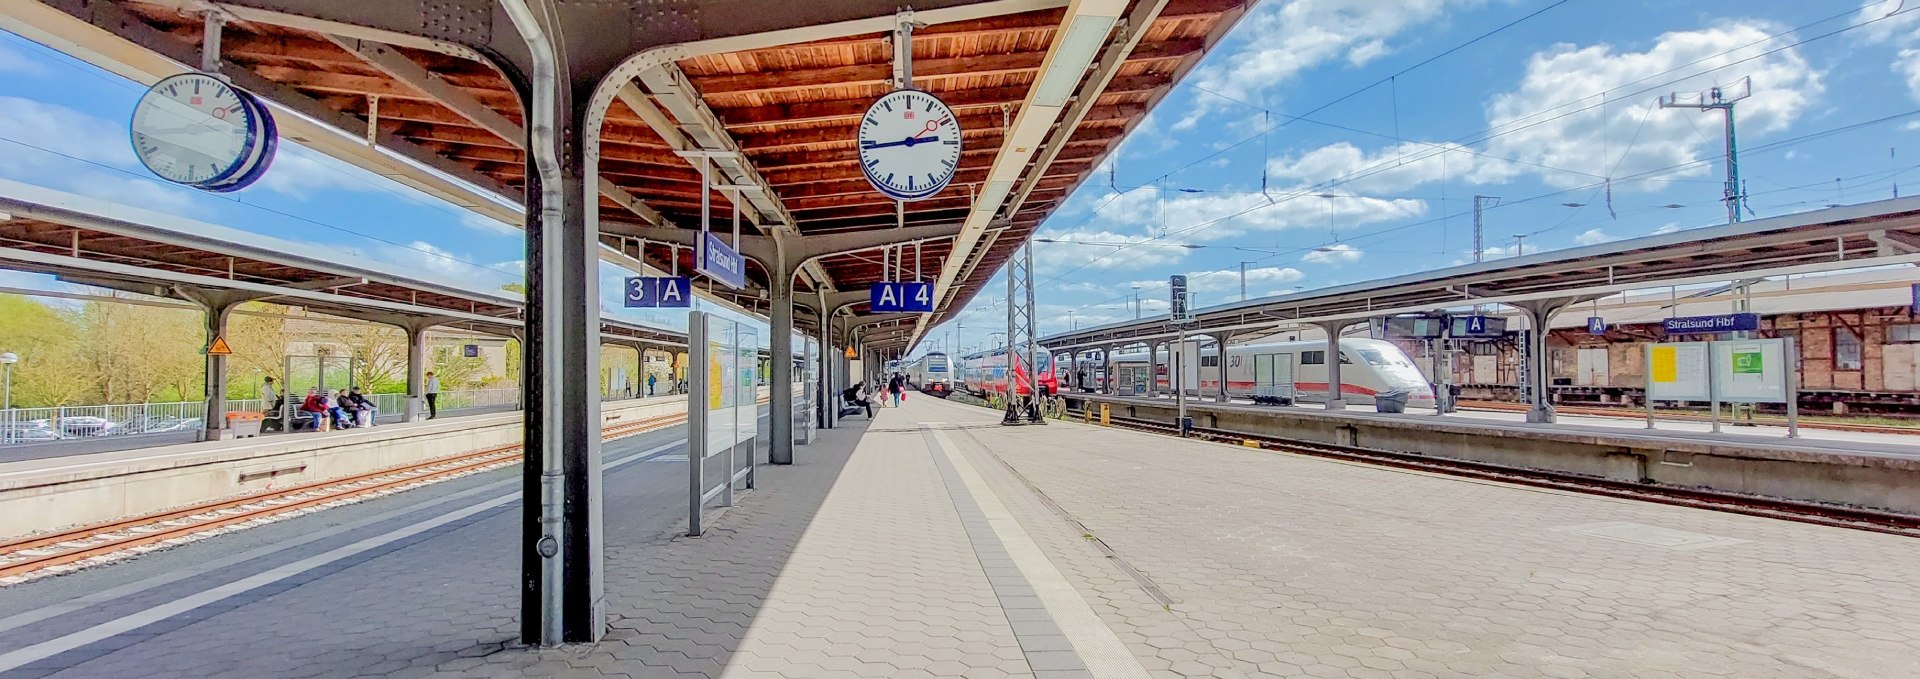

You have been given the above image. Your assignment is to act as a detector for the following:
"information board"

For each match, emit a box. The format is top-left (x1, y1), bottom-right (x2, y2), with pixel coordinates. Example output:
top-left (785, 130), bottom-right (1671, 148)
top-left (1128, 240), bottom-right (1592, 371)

top-left (1646, 342), bottom-right (1711, 401)
top-left (688, 311), bottom-right (759, 536)
top-left (1712, 338), bottom-right (1790, 403)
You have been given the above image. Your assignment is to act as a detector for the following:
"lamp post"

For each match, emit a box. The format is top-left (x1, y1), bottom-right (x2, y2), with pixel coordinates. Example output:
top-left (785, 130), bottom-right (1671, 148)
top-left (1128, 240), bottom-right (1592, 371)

top-left (1, 351), bottom-right (16, 446)
top-left (1132, 285), bottom-right (1142, 319)
top-left (1, 351), bottom-right (16, 411)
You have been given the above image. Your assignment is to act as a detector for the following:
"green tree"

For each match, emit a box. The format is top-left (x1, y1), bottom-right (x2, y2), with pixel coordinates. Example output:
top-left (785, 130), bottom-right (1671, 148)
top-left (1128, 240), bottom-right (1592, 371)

top-left (225, 302), bottom-right (294, 399)
top-left (344, 323), bottom-right (407, 391)
top-left (0, 295), bottom-right (93, 407)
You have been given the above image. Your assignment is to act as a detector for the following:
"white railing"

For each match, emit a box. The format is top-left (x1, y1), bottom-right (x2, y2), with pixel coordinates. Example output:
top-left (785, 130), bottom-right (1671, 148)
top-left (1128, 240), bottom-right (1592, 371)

top-left (0, 388), bottom-right (526, 446)
top-left (1, 401), bottom-right (207, 445)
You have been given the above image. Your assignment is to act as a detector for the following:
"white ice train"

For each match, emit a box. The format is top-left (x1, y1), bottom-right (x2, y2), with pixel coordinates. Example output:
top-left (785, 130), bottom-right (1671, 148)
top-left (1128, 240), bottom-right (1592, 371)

top-left (1104, 338), bottom-right (1437, 409)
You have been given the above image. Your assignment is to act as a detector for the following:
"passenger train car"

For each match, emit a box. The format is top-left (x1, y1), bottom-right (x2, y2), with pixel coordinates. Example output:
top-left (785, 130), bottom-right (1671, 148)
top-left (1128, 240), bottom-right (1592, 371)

top-left (902, 351), bottom-right (957, 397)
top-left (1107, 338), bottom-right (1436, 409)
top-left (959, 348), bottom-right (1059, 398)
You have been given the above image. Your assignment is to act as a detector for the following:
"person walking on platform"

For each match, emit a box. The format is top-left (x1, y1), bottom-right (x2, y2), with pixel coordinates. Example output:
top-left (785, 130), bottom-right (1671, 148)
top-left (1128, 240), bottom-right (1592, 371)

top-left (424, 370), bottom-right (440, 419)
top-left (647, 372), bottom-right (657, 397)
top-left (888, 372), bottom-right (906, 407)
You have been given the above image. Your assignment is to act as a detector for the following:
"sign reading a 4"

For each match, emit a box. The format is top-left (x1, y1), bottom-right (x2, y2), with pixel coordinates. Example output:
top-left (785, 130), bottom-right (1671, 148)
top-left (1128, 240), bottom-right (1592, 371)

top-left (870, 282), bottom-right (934, 313)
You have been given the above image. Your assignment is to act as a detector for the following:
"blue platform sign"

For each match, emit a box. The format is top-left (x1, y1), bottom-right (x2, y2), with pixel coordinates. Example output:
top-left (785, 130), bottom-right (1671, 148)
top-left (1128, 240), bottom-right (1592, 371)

top-left (696, 231), bottom-right (747, 289)
top-left (1662, 312), bottom-right (1759, 334)
top-left (1586, 316), bottom-right (1606, 334)
top-left (870, 282), bottom-right (934, 313)
top-left (1450, 315), bottom-right (1506, 338)
top-left (1911, 283), bottom-right (1919, 314)
top-left (624, 276), bottom-right (693, 308)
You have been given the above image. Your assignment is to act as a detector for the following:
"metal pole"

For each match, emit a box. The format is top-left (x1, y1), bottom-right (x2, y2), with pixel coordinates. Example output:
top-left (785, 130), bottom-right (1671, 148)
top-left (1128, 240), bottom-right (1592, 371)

top-left (1723, 99), bottom-right (1741, 224)
top-left (1709, 342), bottom-right (1722, 434)
top-left (1786, 337), bottom-right (1800, 438)
top-left (1238, 262), bottom-right (1247, 302)
top-left (1176, 329), bottom-right (1188, 435)
top-left (1645, 343), bottom-right (1655, 429)
top-left (688, 312), bottom-right (707, 537)
top-left (1472, 195), bottom-right (1496, 263)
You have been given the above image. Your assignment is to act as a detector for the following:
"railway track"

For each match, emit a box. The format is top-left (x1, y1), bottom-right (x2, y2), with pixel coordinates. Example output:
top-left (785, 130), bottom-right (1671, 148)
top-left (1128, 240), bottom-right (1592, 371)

top-left (0, 410), bottom-right (701, 583)
top-left (1457, 399), bottom-right (1920, 436)
top-left (1067, 408), bottom-right (1920, 540)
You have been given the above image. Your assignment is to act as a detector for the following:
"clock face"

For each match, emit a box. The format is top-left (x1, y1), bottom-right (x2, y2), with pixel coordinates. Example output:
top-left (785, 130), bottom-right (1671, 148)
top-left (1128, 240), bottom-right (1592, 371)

top-left (857, 89), bottom-right (963, 201)
top-left (130, 73), bottom-right (264, 188)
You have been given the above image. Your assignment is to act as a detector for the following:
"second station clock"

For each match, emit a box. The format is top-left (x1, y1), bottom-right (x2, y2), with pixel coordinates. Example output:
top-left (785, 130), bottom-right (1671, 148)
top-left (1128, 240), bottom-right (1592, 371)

top-left (856, 89), bottom-right (962, 201)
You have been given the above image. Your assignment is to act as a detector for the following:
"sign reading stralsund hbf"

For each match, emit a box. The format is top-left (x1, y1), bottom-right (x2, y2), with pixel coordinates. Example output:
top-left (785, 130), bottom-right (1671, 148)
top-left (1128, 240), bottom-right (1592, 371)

top-left (1662, 313), bottom-right (1760, 334)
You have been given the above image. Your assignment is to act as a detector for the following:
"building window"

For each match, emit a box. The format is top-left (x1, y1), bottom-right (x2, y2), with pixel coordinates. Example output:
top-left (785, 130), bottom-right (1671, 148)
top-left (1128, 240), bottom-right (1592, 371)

top-left (1834, 326), bottom-right (1863, 371)
top-left (1891, 324), bottom-right (1920, 343)
top-left (1300, 351), bottom-right (1325, 365)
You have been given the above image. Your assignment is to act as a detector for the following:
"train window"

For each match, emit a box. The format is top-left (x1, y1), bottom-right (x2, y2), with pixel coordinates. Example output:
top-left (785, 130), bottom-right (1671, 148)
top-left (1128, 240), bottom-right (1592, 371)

top-left (1892, 324), bottom-right (1920, 343)
top-left (1835, 326), bottom-right (1863, 370)
top-left (1300, 351), bottom-right (1325, 365)
top-left (1201, 356), bottom-right (1219, 367)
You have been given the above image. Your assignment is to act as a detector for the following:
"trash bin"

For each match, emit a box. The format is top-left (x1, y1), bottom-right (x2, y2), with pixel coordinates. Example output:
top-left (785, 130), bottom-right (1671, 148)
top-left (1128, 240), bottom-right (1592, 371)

top-left (1374, 390), bottom-right (1409, 414)
top-left (225, 411), bottom-right (264, 438)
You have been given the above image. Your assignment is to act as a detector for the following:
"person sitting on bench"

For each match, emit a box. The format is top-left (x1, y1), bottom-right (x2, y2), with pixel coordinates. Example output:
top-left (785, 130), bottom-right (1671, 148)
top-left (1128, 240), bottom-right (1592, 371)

top-left (840, 384), bottom-right (873, 418)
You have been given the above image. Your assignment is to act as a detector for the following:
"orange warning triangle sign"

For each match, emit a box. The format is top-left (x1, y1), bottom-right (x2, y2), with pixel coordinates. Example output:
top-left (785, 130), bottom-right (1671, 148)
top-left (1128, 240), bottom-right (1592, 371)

top-left (206, 335), bottom-right (234, 356)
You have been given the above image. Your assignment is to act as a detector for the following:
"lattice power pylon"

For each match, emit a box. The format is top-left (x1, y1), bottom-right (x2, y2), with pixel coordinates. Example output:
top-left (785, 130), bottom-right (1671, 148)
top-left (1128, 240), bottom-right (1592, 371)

top-left (1003, 241), bottom-right (1045, 425)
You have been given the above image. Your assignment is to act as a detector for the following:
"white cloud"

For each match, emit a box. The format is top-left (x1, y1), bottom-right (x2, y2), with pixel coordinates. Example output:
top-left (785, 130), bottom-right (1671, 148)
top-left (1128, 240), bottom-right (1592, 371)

top-left (1653, 222), bottom-right (1685, 235)
top-left (340, 240), bottom-right (520, 293)
top-left (1133, 266), bottom-right (1303, 295)
top-left (1177, 0), bottom-right (1471, 129)
top-left (1069, 186), bottom-right (1426, 244)
top-left (1301, 243), bottom-right (1364, 264)
top-left (0, 96), bottom-right (204, 215)
top-left (0, 42), bottom-right (47, 76)
top-left (1858, 2), bottom-right (1920, 103)
top-left (1031, 228), bottom-right (1195, 270)
top-left (251, 145), bottom-right (387, 200)
top-left (0, 96), bottom-right (139, 169)
top-left (1573, 229), bottom-right (1617, 245)
top-left (1900, 49), bottom-right (1920, 104)
top-left (1482, 22), bottom-right (1823, 190)
top-left (1267, 141), bottom-right (1518, 195)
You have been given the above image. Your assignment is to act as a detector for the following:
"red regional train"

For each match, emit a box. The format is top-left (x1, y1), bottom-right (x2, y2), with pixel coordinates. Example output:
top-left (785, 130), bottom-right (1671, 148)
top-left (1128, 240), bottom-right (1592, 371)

top-left (958, 347), bottom-right (1058, 398)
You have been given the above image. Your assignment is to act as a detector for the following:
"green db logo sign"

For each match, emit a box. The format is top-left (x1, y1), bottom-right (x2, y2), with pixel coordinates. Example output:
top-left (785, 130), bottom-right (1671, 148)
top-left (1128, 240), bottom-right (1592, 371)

top-left (1732, 350), bottom-right (1763, 375)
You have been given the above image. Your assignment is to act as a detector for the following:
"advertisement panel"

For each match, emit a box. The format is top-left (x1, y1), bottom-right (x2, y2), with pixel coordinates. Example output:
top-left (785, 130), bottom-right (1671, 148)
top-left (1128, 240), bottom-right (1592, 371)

top-left (1712, 338), bottom-right (1790, 403)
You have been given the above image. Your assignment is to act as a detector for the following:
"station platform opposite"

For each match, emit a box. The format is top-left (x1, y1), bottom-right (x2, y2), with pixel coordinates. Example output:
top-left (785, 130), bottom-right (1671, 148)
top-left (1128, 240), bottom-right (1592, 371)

top-left (0, 396), bottom-right (1915, 678)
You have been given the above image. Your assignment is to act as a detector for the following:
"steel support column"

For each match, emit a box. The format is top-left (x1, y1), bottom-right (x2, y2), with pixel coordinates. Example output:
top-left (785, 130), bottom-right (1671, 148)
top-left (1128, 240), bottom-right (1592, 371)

top-left (1313, 320), bottom-right (1364, 410)
top-left (177, 288), bottom-right (259, 441)
top-left (504, 0), bottom-right (601, 646)
top-left (1512, 298), bottom-right (1582, 424)
top-left (1209, 332), bottom-right (1233, 402)
top-left (402, 320), bottom-right (434, 420)
top-left (768, 268), bottom-right (795, 464)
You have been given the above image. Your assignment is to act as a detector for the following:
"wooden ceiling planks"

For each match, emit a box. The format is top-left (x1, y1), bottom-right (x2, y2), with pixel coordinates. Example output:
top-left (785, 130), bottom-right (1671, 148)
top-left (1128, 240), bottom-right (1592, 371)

top-left (102, 0), bottom-right (1242, 313)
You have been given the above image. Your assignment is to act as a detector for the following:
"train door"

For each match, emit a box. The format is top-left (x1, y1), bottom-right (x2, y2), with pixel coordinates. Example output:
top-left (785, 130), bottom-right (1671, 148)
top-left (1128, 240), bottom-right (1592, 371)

top-left (1253, 353), bottom-right (1296, 402)
top-left (1119, 365), bottom-right (1151, 395)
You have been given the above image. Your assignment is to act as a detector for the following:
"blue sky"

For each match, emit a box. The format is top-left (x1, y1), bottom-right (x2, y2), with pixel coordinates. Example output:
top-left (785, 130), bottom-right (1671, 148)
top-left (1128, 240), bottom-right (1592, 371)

top-left (3, 0), bottom-right (1919, 355)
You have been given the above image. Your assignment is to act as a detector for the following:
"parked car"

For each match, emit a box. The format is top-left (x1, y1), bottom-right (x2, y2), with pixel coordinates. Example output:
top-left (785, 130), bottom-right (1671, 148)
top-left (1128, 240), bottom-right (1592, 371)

top-left (57, 416), bottom-right (116, 438)
top-left (0, 420), bottom-right (59, 443)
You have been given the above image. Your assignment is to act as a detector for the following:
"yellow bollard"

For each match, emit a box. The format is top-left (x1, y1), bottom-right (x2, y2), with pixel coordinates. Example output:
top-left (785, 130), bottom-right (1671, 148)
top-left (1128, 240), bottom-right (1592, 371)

top-left (1099, 403), bottom-right (1111, 427)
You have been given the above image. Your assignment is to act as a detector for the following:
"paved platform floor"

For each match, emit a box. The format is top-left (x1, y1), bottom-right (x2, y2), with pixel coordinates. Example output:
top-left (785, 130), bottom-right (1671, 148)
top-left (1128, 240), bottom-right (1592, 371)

top-left (0, 397), bottom-right (1915, 678)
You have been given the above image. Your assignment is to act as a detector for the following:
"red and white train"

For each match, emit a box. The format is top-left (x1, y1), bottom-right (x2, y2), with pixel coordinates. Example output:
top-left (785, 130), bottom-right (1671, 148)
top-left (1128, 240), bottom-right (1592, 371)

top-left (958, 348), bottom-right (1059, 398)
top-left (1102, 338), bottom-right (1437, 408)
